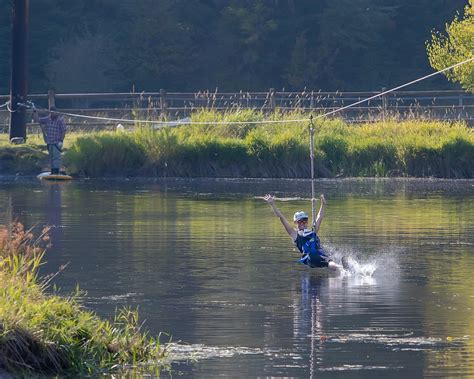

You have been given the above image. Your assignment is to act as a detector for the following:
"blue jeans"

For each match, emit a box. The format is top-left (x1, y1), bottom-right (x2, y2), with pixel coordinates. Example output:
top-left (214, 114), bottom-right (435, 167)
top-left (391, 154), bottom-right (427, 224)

top-left (47, 143), bottom-right (62, 172)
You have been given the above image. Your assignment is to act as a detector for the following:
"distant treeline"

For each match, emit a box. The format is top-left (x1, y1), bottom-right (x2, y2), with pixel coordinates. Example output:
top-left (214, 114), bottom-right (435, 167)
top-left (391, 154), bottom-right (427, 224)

top-left (0, 0), bottom-right (467, 94)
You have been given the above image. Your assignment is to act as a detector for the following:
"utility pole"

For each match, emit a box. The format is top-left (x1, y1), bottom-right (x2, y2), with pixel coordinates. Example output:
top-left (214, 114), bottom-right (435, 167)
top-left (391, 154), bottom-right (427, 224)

top-left (9, 0), bottom-right (29, 144)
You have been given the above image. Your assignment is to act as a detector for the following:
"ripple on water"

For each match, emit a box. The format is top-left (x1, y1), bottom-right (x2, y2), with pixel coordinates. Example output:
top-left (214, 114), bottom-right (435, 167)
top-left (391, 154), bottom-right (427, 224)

top-left (164, 343), bottom-right (264, 362)
top-left (325, 332), bottom-right (468, 351)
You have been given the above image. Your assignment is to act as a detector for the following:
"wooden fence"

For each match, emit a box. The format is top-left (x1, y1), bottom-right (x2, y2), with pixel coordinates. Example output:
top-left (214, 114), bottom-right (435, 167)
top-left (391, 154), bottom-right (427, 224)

top-left (1, 89), bottom-right (473, 131)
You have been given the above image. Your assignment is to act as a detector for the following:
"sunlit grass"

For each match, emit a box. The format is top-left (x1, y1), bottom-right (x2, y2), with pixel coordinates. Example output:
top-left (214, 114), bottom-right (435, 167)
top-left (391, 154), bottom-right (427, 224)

top-left (0, 222), bottom-right (167, 377)
top-left (63, 112), bottom-right (471, 178)
top-left (1, 112), bottom-right (473, 178)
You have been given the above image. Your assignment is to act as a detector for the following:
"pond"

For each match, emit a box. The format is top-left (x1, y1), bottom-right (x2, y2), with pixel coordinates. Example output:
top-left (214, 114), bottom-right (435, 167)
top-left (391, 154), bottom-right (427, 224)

top-left (1, 177), bottom-right (473, 378)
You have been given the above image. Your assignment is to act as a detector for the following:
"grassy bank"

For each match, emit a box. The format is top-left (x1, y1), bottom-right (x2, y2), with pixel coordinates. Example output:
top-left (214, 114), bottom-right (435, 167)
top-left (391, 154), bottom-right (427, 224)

top-left (1, 111), bottom-right (473, 178)
top-left (65, 111), bottom-right (473, 178)
top-left (0, 222), bottom-right (166, 377)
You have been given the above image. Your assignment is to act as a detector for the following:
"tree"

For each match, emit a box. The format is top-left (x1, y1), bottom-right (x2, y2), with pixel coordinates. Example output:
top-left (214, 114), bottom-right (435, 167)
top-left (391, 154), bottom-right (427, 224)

top-left (427, 0), bottom-right (474, 92)
top-left (45, 32), bottom-right (118, 92)
top-left (286, 33), bottom-right (317, 89)
top-left (0, 0), bottom-right (470, 93)
top-left (312, 0), bottom-right (399, 90)
top-left (114, 0), bottom-right (196, 91)
top-left (213, 1), bottom-right (283, 90)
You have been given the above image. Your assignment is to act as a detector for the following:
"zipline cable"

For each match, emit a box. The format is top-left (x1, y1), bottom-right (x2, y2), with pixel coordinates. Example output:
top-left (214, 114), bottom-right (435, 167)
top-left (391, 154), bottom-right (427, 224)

top-left (313, 56), bottom-right (474, 121)
top-left (303, 56), bottom-right (473, 226)
top-left (306, 56), bottom-right (472, 219)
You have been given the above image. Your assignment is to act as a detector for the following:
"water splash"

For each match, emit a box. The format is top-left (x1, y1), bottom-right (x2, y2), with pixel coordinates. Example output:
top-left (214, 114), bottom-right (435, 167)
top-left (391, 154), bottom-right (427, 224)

top-left (341, 256), bottom-right (377, 277)
top-left (326, 245), bottom-right (401, 278)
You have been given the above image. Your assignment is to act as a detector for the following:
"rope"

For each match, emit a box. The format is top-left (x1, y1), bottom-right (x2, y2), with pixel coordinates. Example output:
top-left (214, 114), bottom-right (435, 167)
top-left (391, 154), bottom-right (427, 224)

top-left (39, 110), bottom-right (309, 125)
top-left (309, 116), bottom-right (316, 229)
top-left (16, 102), bottom-right (308, 125)
top-left (6, 101), bottom-right (16, 113)
top-left (0, 101), bottom-right (9, 109)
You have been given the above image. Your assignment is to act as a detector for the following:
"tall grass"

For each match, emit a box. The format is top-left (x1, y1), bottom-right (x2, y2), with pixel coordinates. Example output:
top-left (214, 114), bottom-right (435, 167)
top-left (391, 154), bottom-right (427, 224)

top-left (59, 111), bottom-right (473, 178)
top-left (0, 222), bottom-right (166, 377)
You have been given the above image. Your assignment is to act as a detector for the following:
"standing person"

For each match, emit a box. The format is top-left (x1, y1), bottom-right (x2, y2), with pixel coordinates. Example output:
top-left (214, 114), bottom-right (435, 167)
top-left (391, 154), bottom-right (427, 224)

top-left (32, 106), bottom-right (67, 175)
top-left (264, 194), bottom-right (342, 271)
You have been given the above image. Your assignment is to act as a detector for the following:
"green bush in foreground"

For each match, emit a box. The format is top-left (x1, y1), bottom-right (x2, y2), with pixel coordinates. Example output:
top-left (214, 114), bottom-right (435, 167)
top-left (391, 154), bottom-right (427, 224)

top-left (0, 223), bottom-right (166, 377)
top-left (63, 111), bottom-right (473, 178)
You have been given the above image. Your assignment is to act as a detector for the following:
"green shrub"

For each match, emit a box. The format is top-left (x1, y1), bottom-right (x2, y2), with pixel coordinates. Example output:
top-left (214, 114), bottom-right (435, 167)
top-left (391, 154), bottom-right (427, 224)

top-left (65, 132), bottom-right (146, 176)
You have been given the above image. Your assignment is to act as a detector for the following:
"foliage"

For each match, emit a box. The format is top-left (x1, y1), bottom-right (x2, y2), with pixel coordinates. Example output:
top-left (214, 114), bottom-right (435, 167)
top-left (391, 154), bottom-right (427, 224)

top-left (65, 132), bottom-right (146, 176)
top-left (0, 0), bottom-right (468, 93)
top-left (60, 111), bottom-right (474, 179)
top-left (427, 0), bottom-right (474, 92)
top-left (0, 222), bottom-right (166, 376)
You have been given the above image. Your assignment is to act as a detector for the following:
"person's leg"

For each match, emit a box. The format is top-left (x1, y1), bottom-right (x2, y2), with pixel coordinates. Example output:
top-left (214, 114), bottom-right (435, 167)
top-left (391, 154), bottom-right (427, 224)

top-left (47, 144), bottom-right (55, 174)
top-left (328, 261), bottom-right (343, 271)
top-left (310, 255), bottom-right (342, 271)
top-left (50, 144), bottom-right (61, 174)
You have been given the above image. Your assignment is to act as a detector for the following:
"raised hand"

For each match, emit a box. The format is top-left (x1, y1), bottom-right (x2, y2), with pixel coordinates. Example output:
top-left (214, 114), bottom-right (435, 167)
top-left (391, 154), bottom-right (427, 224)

top-left (263, 194), bottom-right (275, 204)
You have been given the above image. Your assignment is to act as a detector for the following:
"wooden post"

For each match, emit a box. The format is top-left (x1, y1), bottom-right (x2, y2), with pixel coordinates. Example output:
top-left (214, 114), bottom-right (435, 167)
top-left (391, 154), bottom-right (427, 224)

top-left (458, 93), bottom-right (464, 120)
top-left (269, 88), bottom-right (276, 111)
top-left (160, 89), bottom-right (167, 119)
top-left (310, 91), bottom-right (314, 110)
top-left (381, 87), bottom-right (387, 121)
top-left (9, 0), bottom-right (29, 144)
top-left (48, 90), bottom-right (56, 109)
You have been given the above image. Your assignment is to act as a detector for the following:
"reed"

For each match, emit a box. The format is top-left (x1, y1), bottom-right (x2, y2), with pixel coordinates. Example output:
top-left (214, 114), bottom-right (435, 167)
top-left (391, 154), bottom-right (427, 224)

top-left (1, 111), bottom-right (472, 178)
top-left (65, 111), bottom-right (472, 178)
top-left (0, 222), bottom-right (166, 377)
top-left (66, 132), bottom-right (146, 176)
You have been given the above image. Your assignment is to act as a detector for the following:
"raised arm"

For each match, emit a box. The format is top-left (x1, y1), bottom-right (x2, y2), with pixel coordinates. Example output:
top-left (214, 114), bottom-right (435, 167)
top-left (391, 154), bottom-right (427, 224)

top-left (264, 194), bottom-right (297, 240)
top-left (314, 194), bottom-right (326, 233)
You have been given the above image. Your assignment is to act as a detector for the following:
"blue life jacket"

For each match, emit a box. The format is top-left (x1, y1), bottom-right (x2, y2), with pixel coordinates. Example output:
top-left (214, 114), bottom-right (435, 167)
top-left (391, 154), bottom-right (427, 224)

top-left (294, 230), bottom-right (329, 268)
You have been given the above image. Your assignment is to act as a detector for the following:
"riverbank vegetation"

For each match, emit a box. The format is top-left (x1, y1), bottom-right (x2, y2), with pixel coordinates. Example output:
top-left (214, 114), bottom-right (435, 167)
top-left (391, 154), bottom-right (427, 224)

top-left (0, 222), bottom-right (166, 377)
top-left (0, 112), bottom-right (472, 178)
top-left (64, 111), bottom-right (473, 179)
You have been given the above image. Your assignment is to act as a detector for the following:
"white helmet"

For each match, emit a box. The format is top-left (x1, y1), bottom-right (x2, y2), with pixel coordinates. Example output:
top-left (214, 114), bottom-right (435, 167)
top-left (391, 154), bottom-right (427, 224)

top-left (293, 211), bottom-right (308, 222)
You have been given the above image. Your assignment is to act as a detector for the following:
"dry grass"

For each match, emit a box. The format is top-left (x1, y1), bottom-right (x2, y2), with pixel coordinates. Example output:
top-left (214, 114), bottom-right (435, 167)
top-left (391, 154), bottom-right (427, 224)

top-left (0, 222), bottom-right (167, 377)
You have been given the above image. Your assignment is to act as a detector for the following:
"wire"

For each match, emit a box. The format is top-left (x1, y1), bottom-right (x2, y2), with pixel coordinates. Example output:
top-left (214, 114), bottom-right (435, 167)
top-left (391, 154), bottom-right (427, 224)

top-left (6, 101), bottom-right (16, 113)
top-left (313, 57), bottom-right (474, 121)
top-left (44, 110), bottom-right (309, 125)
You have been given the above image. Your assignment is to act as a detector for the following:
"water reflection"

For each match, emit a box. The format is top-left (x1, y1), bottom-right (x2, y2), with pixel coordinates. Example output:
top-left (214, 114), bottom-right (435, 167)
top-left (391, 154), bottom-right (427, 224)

top-left (45, 182), bottom-right (64, 253)
top-left (296, 274), bottom-right (326, 378)
top-left (0, 178), bottom-right (473, 378)
top-left (294, 272), bottom-right (386, 376)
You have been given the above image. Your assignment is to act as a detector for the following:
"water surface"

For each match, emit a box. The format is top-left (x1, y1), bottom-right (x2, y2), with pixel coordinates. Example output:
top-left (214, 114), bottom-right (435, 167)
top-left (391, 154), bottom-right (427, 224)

top-left (1, 178), bottom-right (473, 378)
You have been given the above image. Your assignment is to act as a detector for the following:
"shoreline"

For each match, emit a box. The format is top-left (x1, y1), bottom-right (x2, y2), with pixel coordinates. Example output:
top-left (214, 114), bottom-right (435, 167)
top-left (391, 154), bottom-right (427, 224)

top-left (0, 222), bottom-right (166, 377)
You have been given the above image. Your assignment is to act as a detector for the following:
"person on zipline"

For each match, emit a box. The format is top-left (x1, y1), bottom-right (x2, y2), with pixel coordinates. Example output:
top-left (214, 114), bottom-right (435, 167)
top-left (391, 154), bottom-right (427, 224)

top-left (32, 106), bottom-right (67, 175)
top-left (264, 194), bottom-right (342, 270)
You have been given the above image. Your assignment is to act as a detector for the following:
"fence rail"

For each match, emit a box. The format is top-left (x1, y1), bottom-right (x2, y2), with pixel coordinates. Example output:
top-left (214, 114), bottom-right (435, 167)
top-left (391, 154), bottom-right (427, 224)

top-left (1, 89), bottom-right (473, 130)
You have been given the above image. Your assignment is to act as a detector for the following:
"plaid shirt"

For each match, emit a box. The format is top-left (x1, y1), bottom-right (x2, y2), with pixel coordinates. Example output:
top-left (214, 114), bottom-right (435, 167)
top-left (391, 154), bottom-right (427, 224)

top-left (38, 116), bottom-right (67, 144)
